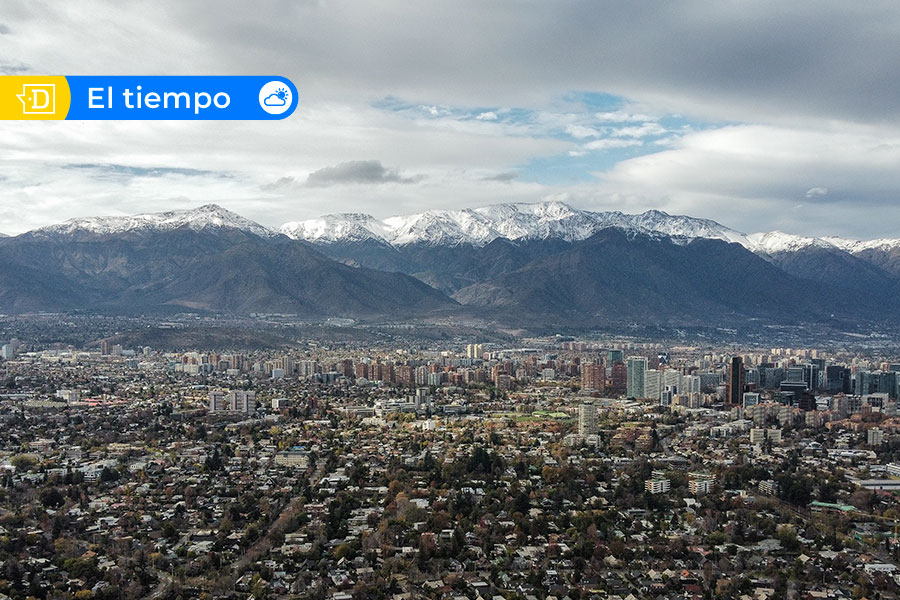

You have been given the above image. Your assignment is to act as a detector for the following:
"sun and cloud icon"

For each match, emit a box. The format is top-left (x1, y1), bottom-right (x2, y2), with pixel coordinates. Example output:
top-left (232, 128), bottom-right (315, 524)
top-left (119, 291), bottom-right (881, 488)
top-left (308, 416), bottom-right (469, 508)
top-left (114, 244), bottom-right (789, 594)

top-left (264, 87), bottom-right (289, 107)
top-left (258, 81), bottom-right (294, 115)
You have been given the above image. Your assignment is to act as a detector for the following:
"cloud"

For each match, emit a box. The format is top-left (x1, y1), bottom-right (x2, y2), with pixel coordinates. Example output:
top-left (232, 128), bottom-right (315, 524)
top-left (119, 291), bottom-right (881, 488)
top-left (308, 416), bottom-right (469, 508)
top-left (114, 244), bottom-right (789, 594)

top-left (0, 24), bottom-right (10, 35)
top-left (481, 172), bottom-right (518, 182)
top-left (595, 111), bottom-right (655, 123)
top-left (2, 1), bottom-right (900, 238)
top-left (63, 163), bottom-right (222, 179)
top-left (306, 160), bottom-right (422, 187)
top-left (565, 124), bottom-right (600, 139)
top-left (583, 138), bottom-right (642, 151)
top-left (263, 93), bottom-right (286, 107)
top-left (806, 186), bottom-right (828, 198)
top-left (609, 122), bottom-right (667, 138)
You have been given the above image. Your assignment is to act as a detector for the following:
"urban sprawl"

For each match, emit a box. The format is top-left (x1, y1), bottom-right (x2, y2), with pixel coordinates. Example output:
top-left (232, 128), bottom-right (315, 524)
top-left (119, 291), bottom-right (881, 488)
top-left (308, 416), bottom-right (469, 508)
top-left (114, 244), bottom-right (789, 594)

top-left (3, 334), bottom-right (900, 600)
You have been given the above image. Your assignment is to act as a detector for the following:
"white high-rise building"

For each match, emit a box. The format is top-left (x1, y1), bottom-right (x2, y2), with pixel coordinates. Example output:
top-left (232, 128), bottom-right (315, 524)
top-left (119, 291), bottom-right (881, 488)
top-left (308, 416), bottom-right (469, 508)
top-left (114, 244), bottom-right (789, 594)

top-left (682, 375), bottom-right (702, 394)
top-left (663, 369), bottom-right (681, 394)
top-left (227, 390), bottom-right (256, 413)
top-left (626, 356), bottom-right (648, 398)
top-left (209, 391), bottom-right (227, 412)
top-left (644, 369), bottom-right (661, 401)
top-left (578, 401), bottom-right (598, 436)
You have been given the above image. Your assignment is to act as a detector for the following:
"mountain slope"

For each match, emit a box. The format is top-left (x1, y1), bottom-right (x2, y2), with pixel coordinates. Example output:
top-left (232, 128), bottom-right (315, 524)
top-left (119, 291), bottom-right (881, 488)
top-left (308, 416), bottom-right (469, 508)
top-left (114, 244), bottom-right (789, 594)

top-left (452, 229), bottom-right (886, 325)
top-left (0, 205), bottom-right (456, 316)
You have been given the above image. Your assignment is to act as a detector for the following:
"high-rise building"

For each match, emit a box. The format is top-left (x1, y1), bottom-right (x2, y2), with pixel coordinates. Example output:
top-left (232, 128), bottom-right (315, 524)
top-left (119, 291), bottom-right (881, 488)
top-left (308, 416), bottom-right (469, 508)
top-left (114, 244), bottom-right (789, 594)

top-left (644, 369), bottom-right (661, 401)
top-left (228, 390), bottom-right (256, 413)
top-left (826, 365), bottom-right (851, 394)
top-left (100, 340), bottom-right (111, 356)
top-left (606, 350), bottom-right (624, 369)
top-left (581, 363), bottom-right (605, 392)
top-left (626, 356), bottom-right (648, 398)
top-left (727, 356), bottom-right (744, 406)
top-left (209, 391), bottom-right (227, 412)
top-left (868, 427), bottom-right (884, 446)
top-left (578, 401), bottom-right (597, 436)
top-left (609, 361), bottom-right (627, 395)
top-left (466, 343), bottom-right (483, 359)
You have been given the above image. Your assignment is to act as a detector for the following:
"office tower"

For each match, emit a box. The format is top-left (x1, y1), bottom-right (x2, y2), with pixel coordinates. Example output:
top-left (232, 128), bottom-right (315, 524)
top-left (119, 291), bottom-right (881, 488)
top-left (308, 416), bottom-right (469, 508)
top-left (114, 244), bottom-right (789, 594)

top-left (682, 375), bottom-right (701, 394)
top-left (826, 365), bottom-right (851, 394)
top-left (578, 401), bottom-right (598, 436)
top-left (727, 356), bottom-right (744, 406)
top-left (609, 361), bottom-right (627, 395)
top-left (100, 340), bottom-right (111, 356)
top-left (644, 369), bottom-right (661, 401)
top-left (626, 356), bottom-right (648, 398)
top-left (663, 369), bottom-right (681, 394)
top-left (606, 350), bottom-right (624, 368)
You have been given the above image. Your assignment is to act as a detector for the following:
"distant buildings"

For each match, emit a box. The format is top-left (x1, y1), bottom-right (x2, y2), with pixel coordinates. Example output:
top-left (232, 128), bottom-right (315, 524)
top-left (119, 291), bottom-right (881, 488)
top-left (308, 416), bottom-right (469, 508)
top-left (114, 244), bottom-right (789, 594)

top-left (56, 389), bottom-right (80, 403)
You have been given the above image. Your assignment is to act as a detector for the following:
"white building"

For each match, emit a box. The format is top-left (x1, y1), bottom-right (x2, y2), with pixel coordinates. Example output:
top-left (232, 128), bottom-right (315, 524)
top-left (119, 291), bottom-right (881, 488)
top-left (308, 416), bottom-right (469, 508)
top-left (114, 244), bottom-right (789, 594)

top-left (578, 401), bottom-right (598, 436)
top-left (644, 478), bottom-right (671, 494)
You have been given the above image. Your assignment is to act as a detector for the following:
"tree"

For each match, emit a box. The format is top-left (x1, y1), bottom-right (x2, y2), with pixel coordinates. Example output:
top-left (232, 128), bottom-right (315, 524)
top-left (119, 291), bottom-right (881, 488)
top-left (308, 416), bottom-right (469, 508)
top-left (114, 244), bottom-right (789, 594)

top-left (40, 487), bottom-right (65, 509)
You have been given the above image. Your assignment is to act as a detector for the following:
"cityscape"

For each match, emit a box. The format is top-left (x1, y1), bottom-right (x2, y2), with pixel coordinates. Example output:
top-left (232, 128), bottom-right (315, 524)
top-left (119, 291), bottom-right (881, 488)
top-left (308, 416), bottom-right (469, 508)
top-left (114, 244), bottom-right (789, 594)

top-left (5, 1), bottom-right (900, 599)
top-left (2, 316), bottom-right (900, 599)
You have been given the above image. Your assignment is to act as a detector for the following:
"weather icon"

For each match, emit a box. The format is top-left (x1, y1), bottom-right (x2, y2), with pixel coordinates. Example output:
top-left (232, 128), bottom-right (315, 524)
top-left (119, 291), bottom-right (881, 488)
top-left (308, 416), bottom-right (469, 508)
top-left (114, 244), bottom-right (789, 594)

top-left (259, 81), bottom-right (294, 115)
top-left (263, 87), bottom-right (289, 106)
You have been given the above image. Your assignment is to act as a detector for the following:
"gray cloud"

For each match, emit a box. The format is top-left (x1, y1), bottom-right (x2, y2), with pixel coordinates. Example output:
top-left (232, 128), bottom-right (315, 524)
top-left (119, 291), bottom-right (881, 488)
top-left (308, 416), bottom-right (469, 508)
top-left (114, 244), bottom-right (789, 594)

top-left (0, 24), bottom-right (10, 34)
top-left (2, 1), bottom-right (900, 238)
top-left (305, 160), bottom-right (421, 187)
top-left (63, 163), bottom-right (223, 179)
top-left (482, 172), bottom-right (518, 183)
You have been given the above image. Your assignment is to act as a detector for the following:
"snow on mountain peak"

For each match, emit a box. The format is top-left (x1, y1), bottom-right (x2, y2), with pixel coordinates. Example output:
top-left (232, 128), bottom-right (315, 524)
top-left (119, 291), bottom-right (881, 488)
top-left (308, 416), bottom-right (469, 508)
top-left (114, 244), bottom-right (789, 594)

top-left (34, 204), bottom-right (279, 238)
top-left (279, 201), bottom-right (752, 248)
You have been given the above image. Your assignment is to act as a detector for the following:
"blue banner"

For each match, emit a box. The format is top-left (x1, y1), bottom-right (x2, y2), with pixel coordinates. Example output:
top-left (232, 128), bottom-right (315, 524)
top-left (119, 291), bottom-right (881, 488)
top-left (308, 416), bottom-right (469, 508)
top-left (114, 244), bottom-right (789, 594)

top-left (61, 75), bottom-right (298, 120)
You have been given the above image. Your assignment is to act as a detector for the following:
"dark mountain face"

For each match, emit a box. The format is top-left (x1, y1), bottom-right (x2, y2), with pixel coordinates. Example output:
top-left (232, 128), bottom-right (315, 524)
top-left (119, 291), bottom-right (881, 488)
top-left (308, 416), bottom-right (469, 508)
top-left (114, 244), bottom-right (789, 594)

top-left (850, 246), bottom-right (900, 280)
top-left (314, 236), bottom-right (576, 295)
top-left (0, 228), bottom-right (457, 316)
top-left (761, 246), bottom-right (900, 305)
top-left (450, 229), bottom-right (896, 325)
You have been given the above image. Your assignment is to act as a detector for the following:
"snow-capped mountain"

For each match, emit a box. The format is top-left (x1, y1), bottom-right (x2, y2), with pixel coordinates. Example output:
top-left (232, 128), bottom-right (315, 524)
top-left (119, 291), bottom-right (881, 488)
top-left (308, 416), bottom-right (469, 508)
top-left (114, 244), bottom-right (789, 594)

top-left (747, 231), bottom-right (900, 255)
top-left (29, 204), bottom-right (280, 239)
top-left (280, 201), bottom-right (754, 248)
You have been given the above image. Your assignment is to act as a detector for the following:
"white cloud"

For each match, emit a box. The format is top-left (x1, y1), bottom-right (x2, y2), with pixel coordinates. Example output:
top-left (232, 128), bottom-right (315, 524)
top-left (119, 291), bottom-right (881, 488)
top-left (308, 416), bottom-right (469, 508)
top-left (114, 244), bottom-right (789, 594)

top-left (565, 124), bottom-right (600, 139)
top-left (806, 186), bottom-right (828, 197)
top-left (475, 111), bottom-right (497, 120)
top-left (583, 138), bottom-right (643, 151)
top-left (609, 122), bottom-right (667, 138)
top-left (595, 111), bottom-right (656, 123)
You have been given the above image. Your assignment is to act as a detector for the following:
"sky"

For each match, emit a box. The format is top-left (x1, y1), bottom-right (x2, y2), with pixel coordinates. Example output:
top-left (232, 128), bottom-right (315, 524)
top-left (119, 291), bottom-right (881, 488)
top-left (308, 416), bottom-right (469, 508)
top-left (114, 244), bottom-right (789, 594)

top-left (2, 1), bottom-right (900, 238)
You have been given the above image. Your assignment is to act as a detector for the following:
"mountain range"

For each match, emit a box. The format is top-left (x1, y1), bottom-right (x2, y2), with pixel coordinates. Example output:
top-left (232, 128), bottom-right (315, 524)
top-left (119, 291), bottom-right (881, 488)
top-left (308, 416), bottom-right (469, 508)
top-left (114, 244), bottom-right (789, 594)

top-left (0, 201), bottom-right (898, 327)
